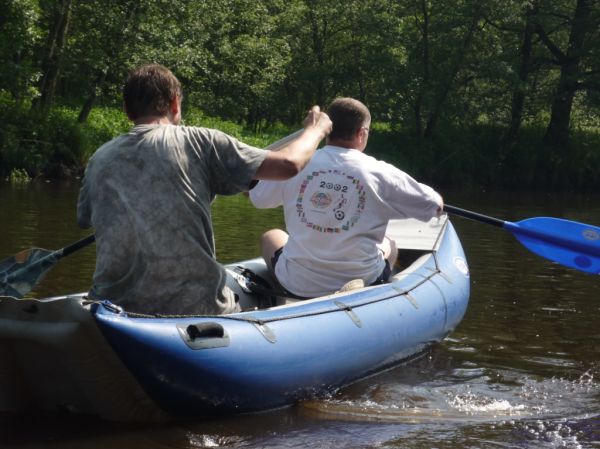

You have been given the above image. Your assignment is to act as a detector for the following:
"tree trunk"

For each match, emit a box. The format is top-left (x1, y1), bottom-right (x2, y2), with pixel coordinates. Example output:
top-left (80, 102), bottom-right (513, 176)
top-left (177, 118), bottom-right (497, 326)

top-left (77, 1), bottom-right (141, 123)
top-left (33, 0), bottom-right (73, 113)
top-left (541, 0), bottom-right (591, 151)
top-left (77, 71), bottom-right (106, 123)
top-left (307, 5), bottom-right (327, 106)
top-left (413, 0), bottom-right (430, 144)
top-left (423, 5), bottom-right (481, 139)
top-left (499, 2), bottom-right (537, 157)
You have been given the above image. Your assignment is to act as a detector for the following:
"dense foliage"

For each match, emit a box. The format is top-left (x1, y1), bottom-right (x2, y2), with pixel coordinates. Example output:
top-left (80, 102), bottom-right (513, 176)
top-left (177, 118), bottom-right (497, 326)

top-left (1, 0), bottom-right (599, 188)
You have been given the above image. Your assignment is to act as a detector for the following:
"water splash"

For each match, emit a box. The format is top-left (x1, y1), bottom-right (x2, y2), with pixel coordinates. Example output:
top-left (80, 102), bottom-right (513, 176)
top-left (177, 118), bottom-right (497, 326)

top-left (299, 369), bottom-right (600, 428)
top-left (519, 419), bottom-right (584, 449)
top-left (509, 370), bottom-right (600, 448)
top-left (448, 387), bottom-right (525, 415)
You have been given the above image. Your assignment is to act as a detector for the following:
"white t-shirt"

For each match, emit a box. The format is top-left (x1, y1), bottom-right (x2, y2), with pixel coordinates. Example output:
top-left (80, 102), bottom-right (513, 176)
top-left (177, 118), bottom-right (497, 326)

top-left (250, 145), bottom-right (442, 297)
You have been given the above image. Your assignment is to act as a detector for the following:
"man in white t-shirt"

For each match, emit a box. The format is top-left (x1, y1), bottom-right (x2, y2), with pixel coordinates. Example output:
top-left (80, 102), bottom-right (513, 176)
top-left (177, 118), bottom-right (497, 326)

top-left (249, 97), bottom-right (443, 298)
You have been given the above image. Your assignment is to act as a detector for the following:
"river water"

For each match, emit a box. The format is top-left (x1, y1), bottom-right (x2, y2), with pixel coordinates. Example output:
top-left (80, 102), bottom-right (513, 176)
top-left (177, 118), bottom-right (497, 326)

top-left (0, 181), bottom-right (599, 449)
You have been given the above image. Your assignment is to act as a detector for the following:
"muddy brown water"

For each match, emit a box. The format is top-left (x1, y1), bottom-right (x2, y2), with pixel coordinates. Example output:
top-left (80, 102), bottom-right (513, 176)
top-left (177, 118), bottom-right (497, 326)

top-left (1, 181), bottom-right (599, 448)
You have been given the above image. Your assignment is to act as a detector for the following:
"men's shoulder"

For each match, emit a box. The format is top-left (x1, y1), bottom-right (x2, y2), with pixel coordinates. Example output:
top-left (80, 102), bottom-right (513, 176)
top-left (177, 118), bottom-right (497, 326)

top-left (180, 125), bottom-right (221, 139)
top-left (86, 134), bottom-right (127, 167)
top-left (352, 153), bottom-right (408, 184)
top-left (346, 149), bottom-right (386, 169)
top-left (96, 133), bottom-right (124, 153)
top-left (179, 126), bottom-right (242, 148)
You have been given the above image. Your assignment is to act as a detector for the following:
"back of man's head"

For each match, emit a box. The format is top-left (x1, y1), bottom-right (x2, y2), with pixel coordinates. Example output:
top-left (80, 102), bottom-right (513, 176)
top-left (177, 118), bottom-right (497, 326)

top-left (123, 64), bottom-right (182, 120)
top-left (327, 97), bottom-right (371, 141)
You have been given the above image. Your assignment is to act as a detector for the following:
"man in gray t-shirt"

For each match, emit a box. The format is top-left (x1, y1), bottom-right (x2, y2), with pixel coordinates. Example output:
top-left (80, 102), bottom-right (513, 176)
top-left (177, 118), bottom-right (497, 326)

top-left (77, 64), bottom-right (331, 315)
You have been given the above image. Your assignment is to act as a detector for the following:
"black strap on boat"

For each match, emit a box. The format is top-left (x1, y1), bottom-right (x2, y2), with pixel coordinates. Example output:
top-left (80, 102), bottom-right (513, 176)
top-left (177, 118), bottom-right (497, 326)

top-left (244, 315), bottom-right (277, 343)
top-left (334, 301), bottom-right (362, 328)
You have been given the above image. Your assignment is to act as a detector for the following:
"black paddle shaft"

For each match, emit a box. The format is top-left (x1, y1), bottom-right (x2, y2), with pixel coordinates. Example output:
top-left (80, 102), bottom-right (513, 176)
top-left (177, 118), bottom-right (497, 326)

top-left (444, 205), bottom-right (506, 228)
top-left (59, 234), bottom-right (96, 258)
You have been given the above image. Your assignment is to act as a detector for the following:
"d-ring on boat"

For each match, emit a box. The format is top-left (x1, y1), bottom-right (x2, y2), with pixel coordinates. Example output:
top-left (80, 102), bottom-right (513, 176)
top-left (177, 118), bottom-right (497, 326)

top-left (0, 214), bottom-right (470, 422)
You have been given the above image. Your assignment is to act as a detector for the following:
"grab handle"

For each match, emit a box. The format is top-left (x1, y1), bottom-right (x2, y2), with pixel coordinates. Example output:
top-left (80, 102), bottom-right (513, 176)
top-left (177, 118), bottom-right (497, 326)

top-left (177, 322), bottom-right (230, 350)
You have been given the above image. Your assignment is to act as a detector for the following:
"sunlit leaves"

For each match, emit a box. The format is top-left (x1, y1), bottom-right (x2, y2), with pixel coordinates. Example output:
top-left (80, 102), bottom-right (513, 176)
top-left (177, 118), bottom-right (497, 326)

top-left (0, 0), bottom-right (598, 136)
top-left (0, 0), bottom-right (42, 101)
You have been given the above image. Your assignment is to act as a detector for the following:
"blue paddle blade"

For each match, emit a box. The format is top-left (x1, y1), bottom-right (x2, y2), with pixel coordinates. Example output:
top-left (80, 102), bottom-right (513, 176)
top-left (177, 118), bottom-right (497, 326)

top-left (504, 217), bottom-right (600, 274)
top-left (0, 248), bottom-right (59, 298)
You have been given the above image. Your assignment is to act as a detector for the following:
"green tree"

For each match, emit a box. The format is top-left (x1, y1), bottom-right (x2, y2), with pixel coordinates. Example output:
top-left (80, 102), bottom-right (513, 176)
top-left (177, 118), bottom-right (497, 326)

top-left (498, 1), bottom-right (540, 156)
top-left (394, 0), bottom-right (494, 141)
top-left (31, 0), bottom-right (74, 113)
top-left (65, 1), bottom-right (148, 123)
top-left (535, 0), bottom-right (600, 150)
top-left (0, 0), bottom-right (41, 103)
top-left (167, 0), bottom-right (292, 128)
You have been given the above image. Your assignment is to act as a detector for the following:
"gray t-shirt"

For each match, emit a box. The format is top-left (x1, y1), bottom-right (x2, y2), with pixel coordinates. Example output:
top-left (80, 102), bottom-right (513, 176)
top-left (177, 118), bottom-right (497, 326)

top-left (77, 124), bottom-right (267, 315)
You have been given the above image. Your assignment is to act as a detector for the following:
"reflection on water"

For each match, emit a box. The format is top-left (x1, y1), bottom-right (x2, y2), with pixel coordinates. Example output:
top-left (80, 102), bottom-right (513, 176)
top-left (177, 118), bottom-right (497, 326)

top-left (1, 182), bottom-right (600, 448)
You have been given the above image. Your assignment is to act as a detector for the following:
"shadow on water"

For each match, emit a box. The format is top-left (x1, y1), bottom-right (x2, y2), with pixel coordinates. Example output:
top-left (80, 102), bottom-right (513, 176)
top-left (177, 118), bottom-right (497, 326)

top-left (1, 183), bottom-right (600, 448)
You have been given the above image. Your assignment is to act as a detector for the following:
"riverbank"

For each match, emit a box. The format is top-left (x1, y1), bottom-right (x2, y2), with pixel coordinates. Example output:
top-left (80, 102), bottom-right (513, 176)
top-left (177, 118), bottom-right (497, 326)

top-left (2, 102), bottom-right (599, 189)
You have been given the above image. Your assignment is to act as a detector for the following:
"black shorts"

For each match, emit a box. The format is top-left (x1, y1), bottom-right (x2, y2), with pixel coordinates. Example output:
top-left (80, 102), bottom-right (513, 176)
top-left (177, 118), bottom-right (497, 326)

top-left (370, 260), bottom-right (391, 285)
top-left (270, 247), bottom-right (306, 298)
top-left (271, 246), bottom-right (285, 270)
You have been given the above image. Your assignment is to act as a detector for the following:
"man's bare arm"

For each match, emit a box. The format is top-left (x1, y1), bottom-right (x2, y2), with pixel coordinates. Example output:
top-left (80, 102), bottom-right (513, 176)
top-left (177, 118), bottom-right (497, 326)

top-left (254, 106), bottom-right (332, 181)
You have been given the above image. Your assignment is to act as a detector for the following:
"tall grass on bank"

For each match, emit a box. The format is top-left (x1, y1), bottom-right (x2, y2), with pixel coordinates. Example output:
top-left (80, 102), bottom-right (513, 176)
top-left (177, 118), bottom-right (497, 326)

top-left (0, 100), bottom-right (286, 179)
top-left (0, 100), bottom-right (90, 178)
top-left (1, 101), bottom-right (599, 189)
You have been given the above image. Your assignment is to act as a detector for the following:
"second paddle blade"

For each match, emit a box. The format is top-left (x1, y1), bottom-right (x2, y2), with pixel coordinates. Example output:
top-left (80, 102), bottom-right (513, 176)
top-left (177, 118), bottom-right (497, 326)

top-left (0, 248), bottom-right (58, 298)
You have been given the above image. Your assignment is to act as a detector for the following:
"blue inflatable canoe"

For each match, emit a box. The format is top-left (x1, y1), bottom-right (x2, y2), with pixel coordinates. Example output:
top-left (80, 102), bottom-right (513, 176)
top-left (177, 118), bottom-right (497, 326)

top-left (0, 216), bottom-right (470, 422)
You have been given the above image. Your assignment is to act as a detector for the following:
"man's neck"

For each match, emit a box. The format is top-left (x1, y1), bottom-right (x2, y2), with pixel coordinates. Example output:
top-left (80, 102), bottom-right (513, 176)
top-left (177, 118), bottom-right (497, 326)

top-left (133, 115), bottom-right (174, 126)
top-left (327, 139), bottom-right (361, 151)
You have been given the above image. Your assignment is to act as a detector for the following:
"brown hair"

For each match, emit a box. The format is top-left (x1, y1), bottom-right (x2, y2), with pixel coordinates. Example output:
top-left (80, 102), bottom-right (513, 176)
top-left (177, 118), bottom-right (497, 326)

top-left (123, 64), bottom-right (182, 120)
top-left (326, 97), bottom-right (371, 141)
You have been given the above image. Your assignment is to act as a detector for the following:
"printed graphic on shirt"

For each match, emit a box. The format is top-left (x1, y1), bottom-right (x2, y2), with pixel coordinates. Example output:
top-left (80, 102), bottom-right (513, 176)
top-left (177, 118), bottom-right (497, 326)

top-left (296, 169), bottom-right (365, 233)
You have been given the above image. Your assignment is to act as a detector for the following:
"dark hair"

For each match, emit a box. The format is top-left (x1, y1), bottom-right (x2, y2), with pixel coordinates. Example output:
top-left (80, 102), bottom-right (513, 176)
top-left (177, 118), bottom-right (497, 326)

top-left (123, 64), bottom-right (182, 120)
top-left (326, 97), bottom-right (371, 140)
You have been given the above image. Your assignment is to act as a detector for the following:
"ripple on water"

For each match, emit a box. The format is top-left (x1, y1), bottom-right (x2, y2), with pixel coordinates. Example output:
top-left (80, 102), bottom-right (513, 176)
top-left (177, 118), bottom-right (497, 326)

top-left (517, 418), bottom-right (591, 449)
top-left (521, 356), bottom-right (581, 369)
top-left (299, 369), bottom-right (600, 430)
